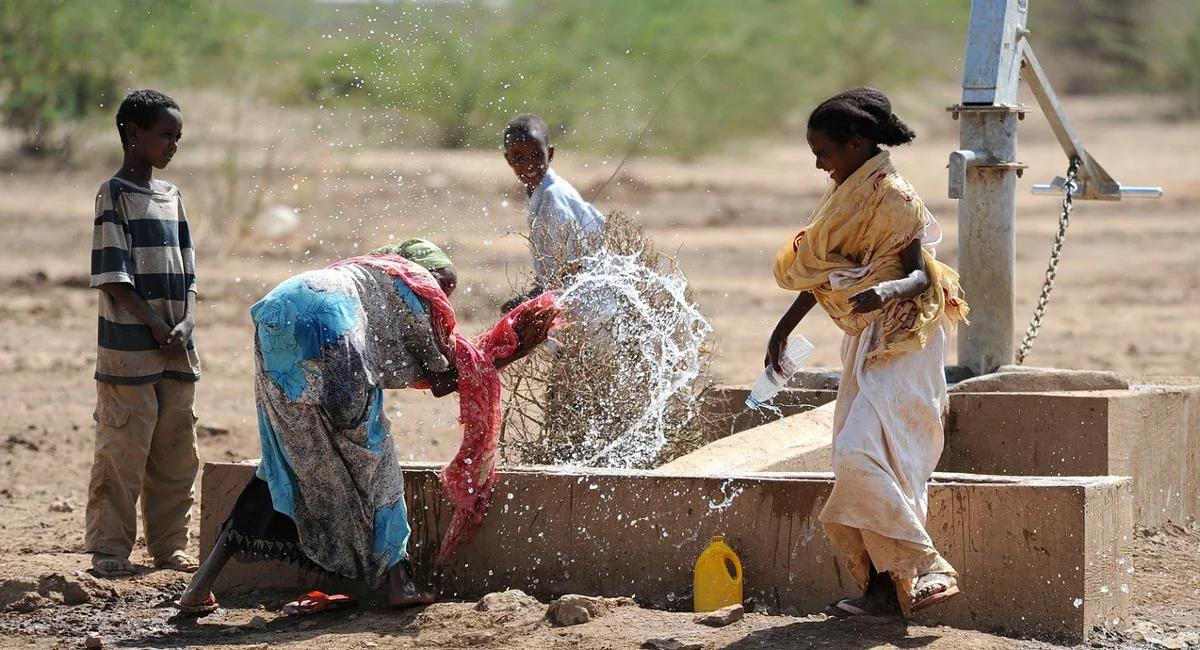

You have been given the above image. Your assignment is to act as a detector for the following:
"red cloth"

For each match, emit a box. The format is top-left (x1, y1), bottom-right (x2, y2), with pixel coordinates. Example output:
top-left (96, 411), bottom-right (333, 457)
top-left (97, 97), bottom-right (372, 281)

top-left (328, 254), bottom-right (552, 563)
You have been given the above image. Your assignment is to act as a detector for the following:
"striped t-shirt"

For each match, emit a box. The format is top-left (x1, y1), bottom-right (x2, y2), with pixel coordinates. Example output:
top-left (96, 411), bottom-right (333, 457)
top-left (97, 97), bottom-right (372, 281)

top-left (89, 177), bottom-right (201, 384)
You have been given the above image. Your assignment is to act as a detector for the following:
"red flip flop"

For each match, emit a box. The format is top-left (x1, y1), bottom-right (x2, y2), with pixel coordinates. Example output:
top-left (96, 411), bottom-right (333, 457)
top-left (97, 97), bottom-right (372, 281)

top-left (175, 592), bottom-right (220, 617)
top-left (282, 590), bottom-right (357, 616)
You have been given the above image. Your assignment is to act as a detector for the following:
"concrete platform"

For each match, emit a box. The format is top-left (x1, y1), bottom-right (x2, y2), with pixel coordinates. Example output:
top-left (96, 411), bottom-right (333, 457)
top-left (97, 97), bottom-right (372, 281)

top-left (941, 384), bottom-right (1200, 527)
top-left (200, 461), bottom-right (1131, 643)
top-left (697, 385), bottom-right (835, 439)
top-left (656, 402), bottom-right (834, 474)
top-left (692, 382), bottom-right (1200, 527)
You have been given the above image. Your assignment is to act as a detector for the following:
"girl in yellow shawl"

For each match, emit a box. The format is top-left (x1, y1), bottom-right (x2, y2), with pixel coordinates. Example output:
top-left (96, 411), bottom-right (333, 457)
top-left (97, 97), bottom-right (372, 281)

top-left (767, 88), bottom-right (968, 618)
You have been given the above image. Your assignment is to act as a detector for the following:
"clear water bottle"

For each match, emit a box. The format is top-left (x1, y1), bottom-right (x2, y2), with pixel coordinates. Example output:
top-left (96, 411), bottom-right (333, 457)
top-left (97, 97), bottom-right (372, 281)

top-left (746, 335), bottom-right (815, 410)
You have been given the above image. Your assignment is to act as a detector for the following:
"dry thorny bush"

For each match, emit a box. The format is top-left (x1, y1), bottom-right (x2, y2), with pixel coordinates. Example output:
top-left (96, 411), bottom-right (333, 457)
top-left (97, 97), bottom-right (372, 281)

top-left (499, 211), bottom-right (720, 469)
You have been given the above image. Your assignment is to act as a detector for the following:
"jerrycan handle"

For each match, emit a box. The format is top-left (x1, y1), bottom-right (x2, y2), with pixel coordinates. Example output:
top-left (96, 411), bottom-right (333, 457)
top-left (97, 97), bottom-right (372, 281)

top-left (721, 549), bottom-right (743, 583)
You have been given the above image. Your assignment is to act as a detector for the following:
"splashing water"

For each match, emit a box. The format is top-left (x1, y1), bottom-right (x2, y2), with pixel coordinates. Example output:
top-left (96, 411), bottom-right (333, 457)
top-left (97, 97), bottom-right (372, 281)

top-left (707, 478), bottom-right (745, 512)
top-left (548, 248), bottom-right (712, 468)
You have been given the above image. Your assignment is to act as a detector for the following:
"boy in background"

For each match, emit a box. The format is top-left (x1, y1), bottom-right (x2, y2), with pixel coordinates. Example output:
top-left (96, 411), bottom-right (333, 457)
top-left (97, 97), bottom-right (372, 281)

top-left (502, 113), bottom-right (606, 311)
top-left (86, 89), bottom-right (201, 577)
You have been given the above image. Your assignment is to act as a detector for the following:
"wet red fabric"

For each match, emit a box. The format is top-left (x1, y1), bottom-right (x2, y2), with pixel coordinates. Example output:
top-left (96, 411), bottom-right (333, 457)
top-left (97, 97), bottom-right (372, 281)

top-left (329, 254), bottom-right (554, 563)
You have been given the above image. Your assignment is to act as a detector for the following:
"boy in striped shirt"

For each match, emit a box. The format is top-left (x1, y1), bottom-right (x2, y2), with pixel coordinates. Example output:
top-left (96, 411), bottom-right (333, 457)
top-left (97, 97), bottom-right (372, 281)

top-left (86, 90), bottom-right (201, 577)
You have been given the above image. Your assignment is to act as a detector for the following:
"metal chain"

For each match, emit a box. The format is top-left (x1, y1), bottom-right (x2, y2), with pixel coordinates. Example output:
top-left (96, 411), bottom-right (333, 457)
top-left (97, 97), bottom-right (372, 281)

top-left (1016, 157), bottom-right (1080, 365)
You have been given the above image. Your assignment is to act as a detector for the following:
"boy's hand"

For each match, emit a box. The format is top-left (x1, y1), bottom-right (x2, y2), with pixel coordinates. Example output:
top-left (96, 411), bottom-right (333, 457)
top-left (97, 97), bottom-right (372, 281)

top-left (163, 315), bottom-right (194, 357)
top-left (149, 316), bottom-right (174, 348)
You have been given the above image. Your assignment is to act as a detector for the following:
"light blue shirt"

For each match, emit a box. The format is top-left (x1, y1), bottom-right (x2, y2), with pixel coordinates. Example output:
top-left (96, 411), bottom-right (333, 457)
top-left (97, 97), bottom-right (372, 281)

top-left (528, 167), bottom-right (606, 286)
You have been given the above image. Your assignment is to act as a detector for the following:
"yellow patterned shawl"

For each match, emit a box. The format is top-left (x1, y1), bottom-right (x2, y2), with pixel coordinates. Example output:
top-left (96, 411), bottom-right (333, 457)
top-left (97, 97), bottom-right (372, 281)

top-left (774, 152), bottom-right (968, 366)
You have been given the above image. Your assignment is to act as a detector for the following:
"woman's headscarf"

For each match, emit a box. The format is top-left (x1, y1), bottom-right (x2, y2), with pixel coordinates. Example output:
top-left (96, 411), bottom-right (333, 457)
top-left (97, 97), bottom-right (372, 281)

top-left (371, 238), bottom-right (454, 273)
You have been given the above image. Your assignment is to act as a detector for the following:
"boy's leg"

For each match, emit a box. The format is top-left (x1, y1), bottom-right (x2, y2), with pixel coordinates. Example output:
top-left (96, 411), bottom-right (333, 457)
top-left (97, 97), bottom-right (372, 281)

top-left (142, 378), bottom-right (199, 563)
top-left (85, 381), bottom-right (158, 560)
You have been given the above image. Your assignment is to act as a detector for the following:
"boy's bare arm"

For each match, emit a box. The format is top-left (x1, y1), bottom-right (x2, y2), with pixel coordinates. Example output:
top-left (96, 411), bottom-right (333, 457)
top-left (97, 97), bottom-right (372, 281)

top-left (100, 283), bottom-right (173, 346)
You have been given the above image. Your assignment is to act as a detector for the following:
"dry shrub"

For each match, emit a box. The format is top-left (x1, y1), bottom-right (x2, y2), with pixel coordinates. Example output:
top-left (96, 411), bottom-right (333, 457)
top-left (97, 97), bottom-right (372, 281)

top-left (501, 212), bottom-right (717, 469)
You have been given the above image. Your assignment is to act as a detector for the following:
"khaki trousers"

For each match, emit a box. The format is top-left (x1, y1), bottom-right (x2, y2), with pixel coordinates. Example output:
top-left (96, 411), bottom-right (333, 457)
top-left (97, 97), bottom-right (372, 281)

top-left (84, 379), bottom-right (199, 559)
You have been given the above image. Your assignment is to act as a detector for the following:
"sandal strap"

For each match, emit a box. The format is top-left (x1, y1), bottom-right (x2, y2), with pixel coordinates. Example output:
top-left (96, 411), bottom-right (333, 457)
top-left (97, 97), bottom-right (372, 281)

top-left (834, 599), bottom-right (871, 616)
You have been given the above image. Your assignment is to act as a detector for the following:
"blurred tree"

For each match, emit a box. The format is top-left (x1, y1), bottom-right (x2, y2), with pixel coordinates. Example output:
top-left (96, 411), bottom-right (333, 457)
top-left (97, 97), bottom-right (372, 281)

top-left (1033, 0), bottom-right (1162, 94)
top-left (0, 1), bottom-right (119, 155)
top-left (0, 0), bottom-right (261, 157)
top-left (298, 0), bottom-right (966, 155)
top-left (1177, 15), bottom-right (1200, 116)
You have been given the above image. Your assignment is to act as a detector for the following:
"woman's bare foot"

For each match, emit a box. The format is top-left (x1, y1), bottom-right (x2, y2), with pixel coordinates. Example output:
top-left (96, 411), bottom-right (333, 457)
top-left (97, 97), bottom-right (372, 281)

top-left (176, 589), bottom-right (219, 615)
top-left (387, 562), bottom-right (437, 609)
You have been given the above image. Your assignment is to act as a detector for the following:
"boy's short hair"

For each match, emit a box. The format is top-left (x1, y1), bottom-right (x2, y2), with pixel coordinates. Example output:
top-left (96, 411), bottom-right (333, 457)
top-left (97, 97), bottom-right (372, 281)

top-left (503, 113), bottom-right (550, 148)
top-left (116, 89), bottom-right (180, 149)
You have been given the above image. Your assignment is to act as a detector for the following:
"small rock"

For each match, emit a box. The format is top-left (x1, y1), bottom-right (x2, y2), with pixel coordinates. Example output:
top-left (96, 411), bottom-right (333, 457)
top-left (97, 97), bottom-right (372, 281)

top-left (363, 643), bottom-right (378, 649)
top-left (63, 580), bottom-right (91, 605)
top-left (694, 603), bottom-right (744, 627)
top-left (10, 592), bottom-right (46, 613)
top-left (644, 639), bottom-right (702, 650)
top-left (84, 635), bottom-right (103, 649)
top-left (72, 573), bottom-right (117, 602)
top-left (476, 589), bottom-right (541, 613)
top-left (0, 577), bottom-right (40, 609)
top-left (546, 594), bottom-right (633, 627)
top-left (245, 615), bottom-right (269, 631)
top-left (463, 630), bottom-right (496, 645)
top-left (49, 500), bottom-right (74, 513)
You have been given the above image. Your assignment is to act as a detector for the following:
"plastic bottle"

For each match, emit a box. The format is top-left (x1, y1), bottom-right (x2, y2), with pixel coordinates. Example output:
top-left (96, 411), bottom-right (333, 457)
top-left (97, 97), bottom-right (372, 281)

top-left (745, 335), bottom-right (815, 410)
top-left (693, 534), bottom-right (743, 612)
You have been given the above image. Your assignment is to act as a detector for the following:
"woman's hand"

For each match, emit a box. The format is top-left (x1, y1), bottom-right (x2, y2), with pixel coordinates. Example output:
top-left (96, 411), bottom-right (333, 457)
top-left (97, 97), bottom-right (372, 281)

top-left (849, 285), bottom-right (891, 314)
top-left (765, 327), bottom-right (789, 374)
top-left (505, 302), bottom-right (561, 364)
top-left (764, 292), bottom-right (818, 373)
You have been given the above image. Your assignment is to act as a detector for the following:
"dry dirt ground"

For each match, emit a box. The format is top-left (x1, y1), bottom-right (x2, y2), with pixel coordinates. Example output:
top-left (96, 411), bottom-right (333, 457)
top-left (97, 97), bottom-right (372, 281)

top-left (1, 90), bottom-right (1199, 648)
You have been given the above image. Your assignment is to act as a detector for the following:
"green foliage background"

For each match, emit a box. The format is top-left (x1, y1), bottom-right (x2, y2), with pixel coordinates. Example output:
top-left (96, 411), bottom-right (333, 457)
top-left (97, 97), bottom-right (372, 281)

top-left (1, 0), bottom-right (1198, 158)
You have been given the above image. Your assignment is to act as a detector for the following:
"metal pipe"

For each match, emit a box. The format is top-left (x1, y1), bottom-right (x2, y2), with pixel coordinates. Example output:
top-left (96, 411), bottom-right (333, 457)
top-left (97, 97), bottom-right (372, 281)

top-left (952, 0), bottom-right (1029, 374)
top-left (948, 149), bottom-right (980, 199)
top-left (1031, 184), bottom-right (1163, 198)
top-left (957, 110), bottom-right (1020, 374)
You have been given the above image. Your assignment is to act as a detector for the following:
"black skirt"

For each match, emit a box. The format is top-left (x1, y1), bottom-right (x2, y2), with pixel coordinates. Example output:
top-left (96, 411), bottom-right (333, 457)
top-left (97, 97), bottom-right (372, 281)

top-left (221, 475), bottom-right (325, 573)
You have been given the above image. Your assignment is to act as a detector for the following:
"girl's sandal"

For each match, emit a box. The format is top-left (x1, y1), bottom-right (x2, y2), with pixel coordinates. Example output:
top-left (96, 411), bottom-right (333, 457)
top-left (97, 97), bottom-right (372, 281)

top-left (826, 597), bottom-right (873, 618)
top-left (910, 572), bottom-right (960, 612)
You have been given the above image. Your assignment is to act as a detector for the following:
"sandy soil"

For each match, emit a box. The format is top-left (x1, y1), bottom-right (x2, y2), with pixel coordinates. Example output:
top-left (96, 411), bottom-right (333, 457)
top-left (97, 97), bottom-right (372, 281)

top-left (1, 90), bottom-right (1199, 648)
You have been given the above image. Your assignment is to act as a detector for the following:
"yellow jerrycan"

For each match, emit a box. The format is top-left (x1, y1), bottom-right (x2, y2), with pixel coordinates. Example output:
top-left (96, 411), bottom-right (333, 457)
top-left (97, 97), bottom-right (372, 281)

top-left (693, 534), bottom-right (743, 612)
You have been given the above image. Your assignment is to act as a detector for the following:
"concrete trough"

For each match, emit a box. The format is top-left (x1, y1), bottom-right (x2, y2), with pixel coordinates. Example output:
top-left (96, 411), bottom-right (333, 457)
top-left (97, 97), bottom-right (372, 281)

top-left (698, 385), bottom-right (835, 439)
top-left (688, 382), bottom-right (1200, 527)
top-left (941, 384), bottom-right (1200, 527)
top-left (201, 461), bottom-right (1131, 643)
